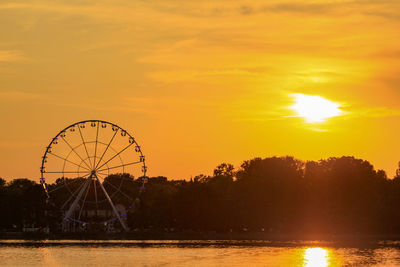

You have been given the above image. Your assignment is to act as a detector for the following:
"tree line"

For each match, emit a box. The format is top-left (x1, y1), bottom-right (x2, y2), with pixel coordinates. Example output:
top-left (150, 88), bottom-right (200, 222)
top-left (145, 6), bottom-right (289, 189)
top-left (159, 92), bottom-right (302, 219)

top-left (2, 156), bottom-right (400, 235)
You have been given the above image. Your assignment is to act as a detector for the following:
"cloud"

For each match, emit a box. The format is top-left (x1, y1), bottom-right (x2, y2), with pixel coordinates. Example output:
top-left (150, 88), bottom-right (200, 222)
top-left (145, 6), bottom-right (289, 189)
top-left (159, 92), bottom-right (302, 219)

top-left (262, 3), bottom-right (337, 15)
top-left (356, 106), bottom-right (400, 118)
top-left (374, 50), bottom-right (400, 59)
top-left (124, 96), bottom-right (220, 109)
top-left (228, 91), bottom-right (400, 127)
top-left (43, 95), bottom-right (220, 115)
top-left (0, 50), bottom-right (25, 62)
top-left (239, 5), bottom-right (253, 15)
top-left (234, 1), bottom-right (400, 21)
top-left (364, 10), bottom-right (400, 20)
top-left (233, 2), bottom-right (342, 16)
top-left (0, 141), bottom-right (42, 149)
top-left (0, 0), bottom-right (399, 24)
top-left (0, 91), bottom-right (43, 100)
top-left (0, 2), bottom-right (148, 24)
top-left (44, 99), bottom-right (151, 114)
top-left (148, 67), bottom-right (269, 83)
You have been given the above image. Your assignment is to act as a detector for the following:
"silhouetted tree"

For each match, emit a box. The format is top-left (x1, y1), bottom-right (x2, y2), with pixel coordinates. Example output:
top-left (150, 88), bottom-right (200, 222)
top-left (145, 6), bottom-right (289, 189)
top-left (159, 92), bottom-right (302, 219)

top-left (2, 179), bottom-right (46, 229)
top-left (2, 156), bottom-right (400, 235)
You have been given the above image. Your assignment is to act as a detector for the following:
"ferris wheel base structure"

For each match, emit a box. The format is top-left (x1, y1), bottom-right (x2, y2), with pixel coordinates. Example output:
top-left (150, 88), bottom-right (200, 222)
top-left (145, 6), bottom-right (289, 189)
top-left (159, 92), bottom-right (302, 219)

top-left (40, 120), bottom-right (148, 232)
top-left (62, 172), bottom-right (129, 232)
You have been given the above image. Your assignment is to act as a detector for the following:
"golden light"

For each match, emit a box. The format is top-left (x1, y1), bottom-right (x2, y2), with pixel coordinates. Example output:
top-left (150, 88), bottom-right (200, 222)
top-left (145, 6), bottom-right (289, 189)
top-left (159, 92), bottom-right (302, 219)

top-left (303, 248), bottom-right (329, 267)
top-left (290, 94), bottom-right (342, 123)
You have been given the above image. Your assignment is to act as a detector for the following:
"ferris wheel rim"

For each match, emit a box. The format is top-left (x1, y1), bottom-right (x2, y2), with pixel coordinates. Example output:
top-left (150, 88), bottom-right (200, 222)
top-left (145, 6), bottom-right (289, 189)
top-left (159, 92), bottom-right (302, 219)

top-left (40, 119), bottom-right (147, 179)
top-left (40, 119), bottom-right (145, 170)
top-left (39, 119), bottom-right (148, 230)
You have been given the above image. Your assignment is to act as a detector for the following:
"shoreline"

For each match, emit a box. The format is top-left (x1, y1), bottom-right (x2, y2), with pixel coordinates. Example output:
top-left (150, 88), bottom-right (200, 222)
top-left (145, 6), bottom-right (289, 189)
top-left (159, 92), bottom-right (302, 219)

top-left (3, 231), bottom-right (400, 243)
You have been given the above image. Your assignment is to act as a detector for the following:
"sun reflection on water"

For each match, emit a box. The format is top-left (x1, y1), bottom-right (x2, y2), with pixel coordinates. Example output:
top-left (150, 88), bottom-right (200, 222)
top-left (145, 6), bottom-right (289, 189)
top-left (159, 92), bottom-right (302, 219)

top-left (303, 248), bottom-right (329, 267)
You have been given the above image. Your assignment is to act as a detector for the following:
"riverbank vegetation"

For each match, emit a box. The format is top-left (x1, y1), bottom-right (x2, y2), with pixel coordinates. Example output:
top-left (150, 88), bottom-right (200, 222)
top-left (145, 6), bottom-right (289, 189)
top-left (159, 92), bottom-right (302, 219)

top-left (2, 156), bottom-right (400, 235)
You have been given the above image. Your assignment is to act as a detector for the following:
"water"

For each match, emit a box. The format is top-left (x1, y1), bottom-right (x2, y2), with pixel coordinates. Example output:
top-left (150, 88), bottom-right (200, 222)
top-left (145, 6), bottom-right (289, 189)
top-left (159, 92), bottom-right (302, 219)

top-left (1, 240), bottom-right (400, 266)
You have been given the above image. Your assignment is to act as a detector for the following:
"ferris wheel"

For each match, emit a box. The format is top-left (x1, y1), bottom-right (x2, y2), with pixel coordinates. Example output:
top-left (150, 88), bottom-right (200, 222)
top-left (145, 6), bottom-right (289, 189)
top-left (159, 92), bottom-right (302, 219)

top-left (40, 120), bottom-right (148, 232)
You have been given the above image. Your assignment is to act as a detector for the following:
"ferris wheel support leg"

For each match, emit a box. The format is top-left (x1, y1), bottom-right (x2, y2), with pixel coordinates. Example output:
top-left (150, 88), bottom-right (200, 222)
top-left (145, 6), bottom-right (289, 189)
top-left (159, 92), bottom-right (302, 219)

top-left (94, 174), bottom-right (129, 232)
top-left (62, 175), bottom-right (92, 231)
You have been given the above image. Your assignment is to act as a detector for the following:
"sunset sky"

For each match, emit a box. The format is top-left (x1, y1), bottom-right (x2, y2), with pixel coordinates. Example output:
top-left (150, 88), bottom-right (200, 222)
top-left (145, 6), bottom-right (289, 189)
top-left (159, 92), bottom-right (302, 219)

top-left (1, 0), bottom-right (400, 180)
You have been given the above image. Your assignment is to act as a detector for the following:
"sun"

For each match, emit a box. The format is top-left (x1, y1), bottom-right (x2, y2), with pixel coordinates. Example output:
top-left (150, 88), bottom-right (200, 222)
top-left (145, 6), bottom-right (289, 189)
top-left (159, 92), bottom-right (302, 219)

top-left (303, 248), bottom-right (329, 267)
top-left (290, 93), bottom-right (342, 123)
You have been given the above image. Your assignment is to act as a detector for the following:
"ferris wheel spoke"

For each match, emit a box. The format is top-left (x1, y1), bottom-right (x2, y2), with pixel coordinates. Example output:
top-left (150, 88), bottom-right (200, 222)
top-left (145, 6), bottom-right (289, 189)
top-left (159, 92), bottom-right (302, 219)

top-left (44, 171), bottom-right (90, 174)
top-left (98, 161), bottom-right (141, 173)
top-left (78, 179), bottom-right (91, 221)
top-left (48, 152), bottom-right (90, 171)
top-left (48, 174), bottom-right (90, 194)
top-left (94, 173), bottom-right (129, 231)
top-left (61, 179), bottom-right (88, 210)
top-left (103, 180), bottom-right (134, 202)
top-left (63, 175), bottom-right (92, 221)
top-left (96, 172), bottom-right (109, 181)
top-left (61, 136), bottom-right (92, 170)
top-left (96, 143), bottom-right (133, 171)
top-left (78, 126), bottom-right (93, 169)
top-left (67, 218), bottom-right (85, 225)
top-left (97, 172), bottom-right (109, 178)
top-left (93, 122), bottom-right (100, 169)
top-left (93, 179), bottom-right (99, 213)
top-left (94, 129), bottom-right (118, 169)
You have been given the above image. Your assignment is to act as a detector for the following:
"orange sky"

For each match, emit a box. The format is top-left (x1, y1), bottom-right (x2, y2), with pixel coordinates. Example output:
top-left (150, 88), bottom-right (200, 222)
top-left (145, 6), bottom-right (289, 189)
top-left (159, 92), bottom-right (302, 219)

top-left (1, 0), bottom-right (400, 180)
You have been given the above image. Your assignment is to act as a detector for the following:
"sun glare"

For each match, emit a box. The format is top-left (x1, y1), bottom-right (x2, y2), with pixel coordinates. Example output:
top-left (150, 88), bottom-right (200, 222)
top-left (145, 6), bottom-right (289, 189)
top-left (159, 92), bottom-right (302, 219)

top-left (303, 248), bottom-right (329, 267)
top-left (290, 94), bottom-right (342, 123)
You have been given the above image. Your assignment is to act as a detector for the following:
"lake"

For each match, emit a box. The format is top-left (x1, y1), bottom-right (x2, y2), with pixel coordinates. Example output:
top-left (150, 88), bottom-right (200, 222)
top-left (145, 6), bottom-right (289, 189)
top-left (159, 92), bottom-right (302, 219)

top-left (1, 240), bottom-right (400, 266)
